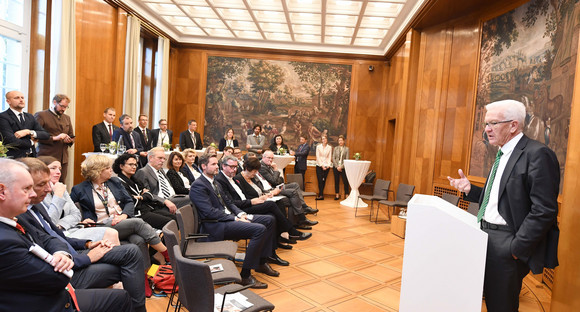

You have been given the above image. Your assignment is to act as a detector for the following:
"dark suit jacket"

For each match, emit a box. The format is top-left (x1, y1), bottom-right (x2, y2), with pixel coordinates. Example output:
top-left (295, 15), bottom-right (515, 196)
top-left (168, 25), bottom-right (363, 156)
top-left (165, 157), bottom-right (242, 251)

top-left (150, 129), bottom-right (173, 147)
top-left (0, 109), bottom-right (50, 158)
top-left (35, 110), bottom-right (75, 164)
top-left (92, 122), bottom-right (119, 152)
top-left (136, 127), bottom-right (153, 151)
top-left (112, 128), bottom-right (144, 152)
top-left (179, 130), bottom-right (203, 150)
top-left (218, 138), bottom-right (239, 151)
top-left (70, 179), bottom-right (135, 222)
top-left (215, 171), bottom-right (253, 209)
top-left (166, 169), bottom-right (189, 195)
top-left (189, 175), bottom-right (244, 241)
top-left (465, 135), bottom-right (560, 274)
top-left (180, 164), bottom-right (199, 185)
top-left (0, 221), bottom-right (76, 312)
top-left (18, 205), bottom-right (92, 270)
top-left (294, 143), bottom-right (310, 171)
top-left (259, 161), bottom-right (284, 186)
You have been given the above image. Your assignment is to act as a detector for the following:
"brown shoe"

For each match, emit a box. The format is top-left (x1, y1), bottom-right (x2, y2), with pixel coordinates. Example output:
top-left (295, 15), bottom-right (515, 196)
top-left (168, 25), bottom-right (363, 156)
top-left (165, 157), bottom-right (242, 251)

top-left (240, 275), bottom-right (268, 289)
top-left (256, 263), bottom-right (280, 277)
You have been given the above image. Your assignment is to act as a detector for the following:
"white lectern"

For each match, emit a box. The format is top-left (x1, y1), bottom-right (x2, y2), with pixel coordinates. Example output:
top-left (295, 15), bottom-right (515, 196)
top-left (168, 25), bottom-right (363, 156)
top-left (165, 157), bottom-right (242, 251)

top-left (399, 194), bottom-right (487, 312)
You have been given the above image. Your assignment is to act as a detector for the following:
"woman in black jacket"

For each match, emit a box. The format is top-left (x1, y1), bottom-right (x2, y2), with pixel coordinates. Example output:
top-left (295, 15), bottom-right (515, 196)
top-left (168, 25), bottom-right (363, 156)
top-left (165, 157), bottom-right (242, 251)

top-left (166, 151), bottom-right (190, 195)
top-left (113, 154), bottom-right (175, 230)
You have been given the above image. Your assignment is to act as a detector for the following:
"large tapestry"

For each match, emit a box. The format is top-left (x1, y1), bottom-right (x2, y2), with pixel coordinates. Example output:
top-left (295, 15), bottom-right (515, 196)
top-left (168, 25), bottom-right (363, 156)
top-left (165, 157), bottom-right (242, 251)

top-left (204, 56), bottom-right (351, 153)
top-left (469, 0), bottom-right (579, 191)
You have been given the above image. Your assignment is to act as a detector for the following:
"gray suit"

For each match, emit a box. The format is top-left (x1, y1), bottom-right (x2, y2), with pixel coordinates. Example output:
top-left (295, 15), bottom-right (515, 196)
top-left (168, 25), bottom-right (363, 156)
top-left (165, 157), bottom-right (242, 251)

top-left (133, 165), bottom-right (191, 208)
top-left (246, 134), bottom-right (265, 154)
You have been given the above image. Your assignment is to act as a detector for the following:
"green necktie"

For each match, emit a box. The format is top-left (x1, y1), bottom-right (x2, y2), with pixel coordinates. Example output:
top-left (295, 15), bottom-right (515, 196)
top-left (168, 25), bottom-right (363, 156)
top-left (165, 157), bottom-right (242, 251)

top-left (477, 149), bottom-right (504, 223)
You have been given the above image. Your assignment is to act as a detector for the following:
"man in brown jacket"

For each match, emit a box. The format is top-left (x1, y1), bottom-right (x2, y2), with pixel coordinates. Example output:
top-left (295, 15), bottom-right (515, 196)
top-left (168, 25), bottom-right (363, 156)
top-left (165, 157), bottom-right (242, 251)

top-left (35, 94), bottom-right (75, 181)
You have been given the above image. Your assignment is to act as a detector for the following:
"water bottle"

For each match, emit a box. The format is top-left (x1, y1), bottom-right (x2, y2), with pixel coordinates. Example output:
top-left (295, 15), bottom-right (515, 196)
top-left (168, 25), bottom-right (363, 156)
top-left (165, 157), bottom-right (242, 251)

top-left (117, 135), bottom-right (125, 155)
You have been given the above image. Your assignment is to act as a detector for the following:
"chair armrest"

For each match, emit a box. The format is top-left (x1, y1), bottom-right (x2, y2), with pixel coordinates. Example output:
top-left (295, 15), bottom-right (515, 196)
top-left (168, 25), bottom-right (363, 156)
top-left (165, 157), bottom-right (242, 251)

top-left (220, 285), bottom-right (255, 312)
top-left (186, 233), bottom-right (208, 240)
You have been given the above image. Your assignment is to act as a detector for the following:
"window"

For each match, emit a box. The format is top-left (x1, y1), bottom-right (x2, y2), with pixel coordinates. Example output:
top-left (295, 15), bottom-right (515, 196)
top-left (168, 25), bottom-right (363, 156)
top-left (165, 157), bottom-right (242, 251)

top-left (0, 0), bottom-right (30, 111)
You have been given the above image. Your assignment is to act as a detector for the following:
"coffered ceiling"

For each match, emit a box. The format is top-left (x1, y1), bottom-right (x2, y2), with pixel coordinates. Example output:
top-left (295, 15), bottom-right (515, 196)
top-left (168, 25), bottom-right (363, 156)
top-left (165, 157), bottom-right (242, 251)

top-left (120, 0), bottom-right (427, 56)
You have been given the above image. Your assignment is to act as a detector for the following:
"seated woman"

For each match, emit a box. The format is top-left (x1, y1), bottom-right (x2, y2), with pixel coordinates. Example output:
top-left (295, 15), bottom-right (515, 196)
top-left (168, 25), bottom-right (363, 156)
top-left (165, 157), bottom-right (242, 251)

top-left (166, 151), bottom-right (190, 194)
top-left (37, 156), bottom-right (120, 245)
top-left (180, 148), bottom-right (201, 184)
top-left (235, 157), bottom-right (311, 247)
top-left (269, 135), bottom-right (289, 155)
top-left (113, 154), bottom-right (176, 230)
top-left (71, 154), bottom-right (171, 267)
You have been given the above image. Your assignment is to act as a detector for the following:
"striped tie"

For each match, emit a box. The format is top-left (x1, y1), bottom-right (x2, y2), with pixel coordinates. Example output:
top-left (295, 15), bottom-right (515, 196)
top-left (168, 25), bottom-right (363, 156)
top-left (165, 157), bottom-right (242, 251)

top-left (477, 149), bottom-right (504, 222)
top-left (157, 170), bottom-right (171, 198)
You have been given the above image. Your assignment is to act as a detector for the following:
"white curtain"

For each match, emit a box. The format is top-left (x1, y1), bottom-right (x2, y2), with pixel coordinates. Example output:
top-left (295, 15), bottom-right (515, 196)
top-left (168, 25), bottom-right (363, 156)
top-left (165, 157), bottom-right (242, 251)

top-left (154, 36), bottom-right (170, 123)
top-left (123, 15), bottom-right (141, 119)
top-left (50, 0), bottom-right (76, 187)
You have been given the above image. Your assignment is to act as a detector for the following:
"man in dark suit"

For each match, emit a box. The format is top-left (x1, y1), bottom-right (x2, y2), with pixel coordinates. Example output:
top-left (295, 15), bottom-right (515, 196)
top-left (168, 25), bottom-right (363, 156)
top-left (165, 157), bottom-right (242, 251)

top-left (35, 94), bottom-right (75, 181)
top-left (294, 135), bottom-right (310, 179)
top-left (133, 147), bottom-right (189, 210)
top-left (150, 118), bottom-right (173, 148)
top-left (448, 100), bottom-right (559, 312)
top-left (0, 159), bottom-right (132, 312)
top-left (16, 157), bottom-right (147, 312)
top-left (113, 115), bottom-right (148, 166)
top-left (136, 114), bottom-right (153, 151)
top-left (0, 91), bottom-right (50, 158)
top-left (190, 153), bottom-right (278, 289)
top-left (92, 107), bottom-right (119, 152)
top-left (179, 119), bottom-right (203, 150)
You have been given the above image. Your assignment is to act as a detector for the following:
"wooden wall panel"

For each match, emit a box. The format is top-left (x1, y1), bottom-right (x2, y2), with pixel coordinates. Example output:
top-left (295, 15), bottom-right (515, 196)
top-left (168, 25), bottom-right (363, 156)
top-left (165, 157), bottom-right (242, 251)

top-left (74, 0), bottom-right (126, 184)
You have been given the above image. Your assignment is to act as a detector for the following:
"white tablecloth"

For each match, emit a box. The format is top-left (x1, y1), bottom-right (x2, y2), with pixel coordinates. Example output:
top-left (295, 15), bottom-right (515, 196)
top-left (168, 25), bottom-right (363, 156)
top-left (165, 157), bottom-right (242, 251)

top-left (83, 151), bottom-right (176, 166)
top-left (341, 159), bottom-right (371, 208)
top-left (195, 149), bottom-right (224, 160)
top-left (273, 155), bottom-right (295, 170)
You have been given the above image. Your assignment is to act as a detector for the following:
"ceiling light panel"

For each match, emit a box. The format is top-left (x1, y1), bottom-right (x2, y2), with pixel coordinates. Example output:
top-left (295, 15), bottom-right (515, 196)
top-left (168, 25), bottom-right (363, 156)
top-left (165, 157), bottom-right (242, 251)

top-left (295, 34), bottom-right (321, 43)
top-left (259, 22), bottom-right (289, 32)
top-left (357, 27), bottom-right (388, 38)
top-left (196, 18), bottom-right (228, 29)
top-left (253, 10), bottom-right (286, 23)
top-left (359, 16), bottom-right (394, 28)
top-left (218, 8), bottom-right (254, 21)
top-left (325, 14), bottom-right (358, 27)
top-left (325, 26), bottom-right (354, 36)
top-left (264, 32), bottom-right (293, 41)
top-left (286, 0), bottom-right (322, 13)
top-left (364, 2), bottom-right (404, 17)
top-left (326, 0), bottom-right (363, 15)
top-left (181, 6), bottom-right (219, 19)
top-left (289, 12), bottom-right (321, 24)
top-left (144, 2), bottom-right (183, 15)
top-left (176, 26), bottom-right (207, 35)
top-left (325, 36), bottom-right (351, 45)
top-left (143, 0), bottom-right (173, 3)
top-left (174, 0), bottom-right (207, 5)
top-left (353, 37), bottom-right (382, 46)
top-left (205, 28), bottom-right (235, 37)
top-left (248, 0), bottom-right (284, 11)
top-left (233, 30), bottom-right (263, 39)
top-left (293, 24), bottom-right (321, 35)
top-left (208, 0), bottom-right (246, 9)
top-left (228, 20), bottom-right (259, 31)
top-left (162, 15), bottom-right (193, 26)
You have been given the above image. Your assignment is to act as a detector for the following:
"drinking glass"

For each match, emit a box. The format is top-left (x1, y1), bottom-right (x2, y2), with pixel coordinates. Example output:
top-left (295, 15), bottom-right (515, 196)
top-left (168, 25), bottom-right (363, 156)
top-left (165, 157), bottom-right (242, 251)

top-left (109, 145), bottom-right (116, 154)
top-left (100, 143), bottom-right (107, 153)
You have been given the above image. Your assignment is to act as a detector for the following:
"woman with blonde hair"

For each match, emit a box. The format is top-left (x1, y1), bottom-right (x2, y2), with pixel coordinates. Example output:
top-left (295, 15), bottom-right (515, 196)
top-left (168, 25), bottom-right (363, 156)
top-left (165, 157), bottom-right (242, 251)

top-left (181, 148), bottom-right (201, 184)
top-left (219, 128), bottom-right (239, 151)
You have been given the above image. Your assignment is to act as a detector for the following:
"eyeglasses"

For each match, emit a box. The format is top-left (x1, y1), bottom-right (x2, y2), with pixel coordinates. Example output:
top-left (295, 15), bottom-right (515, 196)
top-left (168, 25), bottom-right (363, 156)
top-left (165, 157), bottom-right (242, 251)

top-left (484, 120), bottom-right (513, 128)
top-left (225, 164), bottom-right (238, 169)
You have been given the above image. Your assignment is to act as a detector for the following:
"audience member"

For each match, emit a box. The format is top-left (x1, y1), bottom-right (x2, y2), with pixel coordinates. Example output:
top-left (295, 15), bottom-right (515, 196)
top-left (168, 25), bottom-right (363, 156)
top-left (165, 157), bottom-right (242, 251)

top-left (332, 135), bottom-right (350, 200)
top-left (315, 135), bottom-right (332, 200)
top-left (136, 114), bottom-right (153, 151)
top-left (294, 135), bottom-right (310, 180)
top-left (179, 119), bottom-right (203, 150)
top-left (35, 94), bottom-right (75, 181)
top-left (189, 153), bottom-right (278, 289)
top-left (246, 124), bottom-right (265, 154)
top-left (218, 128), bottom-right (239, 151)
top-left (180, 148), bottom-right (201, 184)
top-left (269, 135), bottom-right (289, 155)
top-left (92, 107), bottom-right (119, 152)
top-left (150, 119), bottom-right (173, 147)
top-left (0, 159), bottom-right (133, 312)
top-left (0, 91), bottom-right (49, 158)
top-left (113, 115), bottom-right (147, 159)
top-left (166, 151), bottom-right (190, 194)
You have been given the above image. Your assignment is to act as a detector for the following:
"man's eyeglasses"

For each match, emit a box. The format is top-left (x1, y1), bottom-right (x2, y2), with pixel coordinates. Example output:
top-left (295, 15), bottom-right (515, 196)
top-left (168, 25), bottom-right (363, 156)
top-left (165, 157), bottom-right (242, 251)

top-left (225, 164), bottom-right (238, 169)
top-left (484, 120), bottom-right (513, 128)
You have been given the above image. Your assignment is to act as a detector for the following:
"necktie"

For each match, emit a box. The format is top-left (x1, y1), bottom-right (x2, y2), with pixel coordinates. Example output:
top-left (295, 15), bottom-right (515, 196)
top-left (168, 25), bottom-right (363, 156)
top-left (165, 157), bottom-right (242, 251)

top-left (191, 133), bottom-right (196, 147)
top-left (212, 181), bottom-right (230, 213)
top-left (129, 133), bottom-right (136, 149)
top-left (108, 124), bottom-right (113, 140)
top-left (157, 170), bottom-right (171, 198)
top-left (142, 129), bottom-right (148, 145)
top-left (31, 207), bottom-right (78, 255)
top-left (477, 149), bottom-right (504, 222)
top-left (19, 113), bottom-right (25, 125)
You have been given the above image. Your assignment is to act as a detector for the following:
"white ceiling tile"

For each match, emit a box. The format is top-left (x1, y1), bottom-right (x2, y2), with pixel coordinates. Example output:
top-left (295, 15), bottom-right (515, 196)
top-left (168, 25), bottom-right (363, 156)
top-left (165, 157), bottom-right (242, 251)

top-left (176, 25), bottom-right (207, 35)
top-left (264, 32), bottom-right (293, 41)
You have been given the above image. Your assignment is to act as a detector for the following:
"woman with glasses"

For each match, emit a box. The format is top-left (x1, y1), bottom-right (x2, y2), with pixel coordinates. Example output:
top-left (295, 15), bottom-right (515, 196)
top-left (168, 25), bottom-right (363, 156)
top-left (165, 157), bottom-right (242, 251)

top-left (113, 154), bottom-right (175, 230)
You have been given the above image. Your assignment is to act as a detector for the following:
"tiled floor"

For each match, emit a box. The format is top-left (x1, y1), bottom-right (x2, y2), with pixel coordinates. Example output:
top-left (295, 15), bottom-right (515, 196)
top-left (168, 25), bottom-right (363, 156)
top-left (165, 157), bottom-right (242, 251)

top-left (146, 198), bottom-right (552, 311)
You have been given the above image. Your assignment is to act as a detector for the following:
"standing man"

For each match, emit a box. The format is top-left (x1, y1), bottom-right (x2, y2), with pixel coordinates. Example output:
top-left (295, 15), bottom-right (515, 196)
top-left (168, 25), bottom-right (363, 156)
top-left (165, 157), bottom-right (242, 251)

top-left (35, 94), bottom-right (75, 182)
top-left (112, 115), bottom-right (147, 160)
top-left (294, 135), bottom-right (310, 180)
top-left (151, 119), bottom-right (173, 148)
top-left (92, 107), bottom-right (119, 152)
top-left (246, 124), bottom-right (265, 155)
top-left (136, 114), bottom-right (153, 151)
top-left (448, 100), bottom-right (559, 312)
top-left (0, 91), bottom-right (50, 158)
top-left (179, 119), bottom-right (203, 150)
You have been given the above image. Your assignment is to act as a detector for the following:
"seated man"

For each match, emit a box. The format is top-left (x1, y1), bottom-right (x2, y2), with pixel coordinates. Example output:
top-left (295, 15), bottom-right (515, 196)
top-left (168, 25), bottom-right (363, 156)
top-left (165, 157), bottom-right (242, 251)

top-left (0, 159), bottom-right (133, 312)
top-left (16, 158), bottom-right (147, 311)
top-left (189, 153), bottom-right (279, 289)
top-left (216, 155), bottom-right (311, 253)
top-left (134, 147), bottom-right (191, 211)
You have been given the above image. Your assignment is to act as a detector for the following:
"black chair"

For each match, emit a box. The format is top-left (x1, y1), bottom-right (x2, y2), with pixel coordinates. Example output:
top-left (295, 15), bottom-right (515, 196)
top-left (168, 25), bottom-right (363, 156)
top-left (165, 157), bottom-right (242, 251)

top-left (356, 179), bottom-right (391, 220)
top-left (441, 193), bottom-right (460, 206)
top-left (285, 173), bottom-right (317, 211)
top-left (171, 245), bottom-right (275, 312)
top-left (376, 183), bottom-right (415, 223)
top-left (467, 202), bottom-right (480, 216)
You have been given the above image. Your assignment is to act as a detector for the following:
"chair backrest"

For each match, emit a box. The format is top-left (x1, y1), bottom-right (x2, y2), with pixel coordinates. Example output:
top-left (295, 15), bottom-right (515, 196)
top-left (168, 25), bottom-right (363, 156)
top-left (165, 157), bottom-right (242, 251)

top-left (176, 205), bottom-right (195, 251)
top-left (395, 183), bottom-right (415, 203)
top-left (285, 173), bottom-right (304, 190)
top-left (467, 202), bottom-right (479, 216)
top-left (373, 179), bottom-right (391, 197)
top-left (441, 193), bottom-right (460, 206)
top-left (172, 245), bottom-right (215, 312)
top-left (162, 220), bottom-right (180, 262)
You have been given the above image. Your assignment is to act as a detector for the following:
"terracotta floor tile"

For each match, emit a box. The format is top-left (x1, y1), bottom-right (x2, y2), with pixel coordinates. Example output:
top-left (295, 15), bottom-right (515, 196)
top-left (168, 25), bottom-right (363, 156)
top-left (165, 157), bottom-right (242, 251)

top-left (352, 248), bottom-right (395, 262)
top-left (327, 272), bottom-right (382, 292)
top-left (300, 260), bottom-right (346, 277)
top-left (261, 290), bottom-right (315, 312)
top-left (374, 243), bottom-right (405, 256)
top-left (301, 245), bottom-right (343, 258)
top-left (293, 281), bottom-right (352, 304)
top-left (325, 240), bottom-right (366, 253)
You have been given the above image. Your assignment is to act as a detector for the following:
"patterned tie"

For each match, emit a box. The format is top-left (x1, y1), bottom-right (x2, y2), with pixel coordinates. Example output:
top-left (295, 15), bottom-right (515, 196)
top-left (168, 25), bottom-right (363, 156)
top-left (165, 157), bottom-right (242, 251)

top-left (477, 149), bottom-right (504, 222)
top-left (129, 132), bottom-right (136, 149)
top-left (19, 113), bottom-right (25, 125)
top-left (212, 181), bottom-right (230, 213)
top-left (191, 133), bottom-right (196, 147)
top-left (142, 129), bottom-right (148, 145)
top-left (157, 170), bottom-right (171, 198)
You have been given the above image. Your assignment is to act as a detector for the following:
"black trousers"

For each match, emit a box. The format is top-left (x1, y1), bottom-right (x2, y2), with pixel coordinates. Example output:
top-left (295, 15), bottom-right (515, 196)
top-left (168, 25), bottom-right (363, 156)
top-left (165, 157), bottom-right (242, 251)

top-left (333, 167), bottom-right (349, 194)
top-left (315, 166), bottom-right (330, 196)
top-left (240, 201), bottom-right (293, 234)
top-left (140, 209), bottom-right (176, 230)
top-left (294, 167), bottom-right (306, 181)
top-left (482, 226), bottom-right (530, 312)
